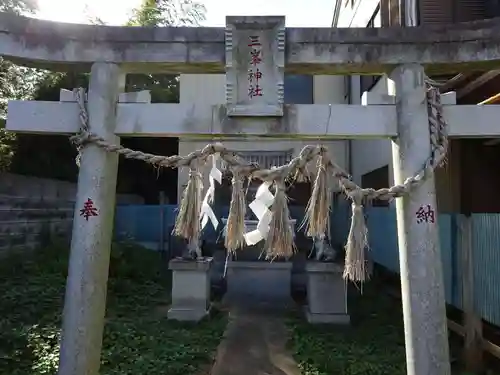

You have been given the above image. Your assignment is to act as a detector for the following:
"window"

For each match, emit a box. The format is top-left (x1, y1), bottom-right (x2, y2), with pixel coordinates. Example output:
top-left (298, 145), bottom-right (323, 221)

top-left (221, 150), bottom-right (294, 171)
top-left (284, 74), bottom-right (313, 104)
top-left (360, 6), bottom-right (382, 96)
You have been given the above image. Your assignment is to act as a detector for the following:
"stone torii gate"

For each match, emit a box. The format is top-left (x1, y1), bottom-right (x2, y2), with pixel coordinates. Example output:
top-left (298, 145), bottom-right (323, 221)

top-left (4, 13), bottom-right (500, 375)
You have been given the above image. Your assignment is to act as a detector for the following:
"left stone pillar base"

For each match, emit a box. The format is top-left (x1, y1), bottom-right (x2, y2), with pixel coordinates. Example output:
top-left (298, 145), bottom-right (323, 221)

top-left (305, 262), bottom-right (350, 324)
top-left (168, 257), bottom-right (213, 322)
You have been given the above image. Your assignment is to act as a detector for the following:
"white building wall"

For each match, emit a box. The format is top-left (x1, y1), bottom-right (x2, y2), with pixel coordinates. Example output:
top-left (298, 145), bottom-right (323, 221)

top-left (313, 75), bottom-right (349, 174)
top-left (177, 74), bottom-right (348, 202)
top-left (313, 75), bottom-right (346, 104)
top-left (351, 76), bottom-right (396, 185)
top-left (337, 0), bottom-right (397, 188)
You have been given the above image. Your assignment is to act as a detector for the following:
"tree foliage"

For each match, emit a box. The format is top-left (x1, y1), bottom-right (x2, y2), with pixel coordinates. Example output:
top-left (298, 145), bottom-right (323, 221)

top-left (125, 0), bottom-right (206, 104)
top-left (0, 0), bottom-right (36, 14)
top-left (0, 0), bottom-right (41, 171)
top-left (9, 73), bottom-right (89, 180)
top-left (127, 0), bottom-right (205, 26)
top-left (3, 0), bottom-right (206, 202)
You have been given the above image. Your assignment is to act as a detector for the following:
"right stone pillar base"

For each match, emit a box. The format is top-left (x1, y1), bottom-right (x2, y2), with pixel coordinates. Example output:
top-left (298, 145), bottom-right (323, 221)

top-left (305, 261), bottom-right (350, 325)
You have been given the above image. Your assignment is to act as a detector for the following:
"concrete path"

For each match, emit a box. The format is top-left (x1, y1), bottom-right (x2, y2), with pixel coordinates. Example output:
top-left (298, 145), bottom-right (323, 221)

top-left (209, 309), bottom-right (301, 375)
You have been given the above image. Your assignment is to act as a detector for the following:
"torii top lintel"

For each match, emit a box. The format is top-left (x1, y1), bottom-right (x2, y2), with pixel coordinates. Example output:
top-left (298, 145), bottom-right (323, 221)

top-left (1, 13), bottom-right (500, 75)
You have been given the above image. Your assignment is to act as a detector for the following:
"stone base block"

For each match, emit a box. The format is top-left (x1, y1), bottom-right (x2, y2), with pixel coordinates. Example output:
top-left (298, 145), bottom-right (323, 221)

top-left (167, 305), bottom-right (211, 322)
top-left (305, 261), bottom-right (350, 325)
top-left (168, 257), bottom-right (212, 322)
top-left (226, 261), bottom-right (293, 307)
top-left (305, 310), bottom-right (350, 324)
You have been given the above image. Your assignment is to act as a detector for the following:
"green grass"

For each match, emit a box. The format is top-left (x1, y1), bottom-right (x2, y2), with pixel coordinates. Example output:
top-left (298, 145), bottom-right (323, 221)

top-left (286, 279), bottom-right (494, 375)
top-left (0, 241), bottom-right (227, 375)
top-left (287, 281), bottom-right (407, 375)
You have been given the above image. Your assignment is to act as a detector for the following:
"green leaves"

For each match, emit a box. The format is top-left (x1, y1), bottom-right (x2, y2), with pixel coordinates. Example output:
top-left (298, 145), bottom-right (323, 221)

top-left (100, 316), bottom-right (226, 375)
top-left (127, 0), bottom-right (206, 27)
top-left (0, 243), bottom-right (227, 375)
top-left (286, 283), bottom-right (408, 375)
top-left (0, 0), bottom-right (37, 14)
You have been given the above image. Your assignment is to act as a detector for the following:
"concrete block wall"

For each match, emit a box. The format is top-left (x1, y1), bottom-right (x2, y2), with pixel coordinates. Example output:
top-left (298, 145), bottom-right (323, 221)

top-left (0, 194), bottom-right (74, 254)
top-left (0, 173), bottom-right (144, 254)
top-left (0, 173), bottom-right (143, 204)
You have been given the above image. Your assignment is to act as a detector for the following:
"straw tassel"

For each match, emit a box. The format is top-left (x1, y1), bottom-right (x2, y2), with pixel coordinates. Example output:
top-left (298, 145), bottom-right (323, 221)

top-left (302, 149), bottom-right (333, 238)
top-left (173, 165), bottom-right (203, 243)
top-left (265, 180), bottom-right (296, 259)
top-left (292, 165), bottom-right (309, 183)
top-left (225, 169), bottom-right (247, 253)
top-left (343, 193), bottom-right (370, 283)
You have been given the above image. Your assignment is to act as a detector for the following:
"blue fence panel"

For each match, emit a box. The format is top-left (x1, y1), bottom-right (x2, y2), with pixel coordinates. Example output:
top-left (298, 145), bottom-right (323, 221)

top-left (114, 205), bottom-right (178, 242)
top-left (362, 206), bottom-right (453, 303)
top-left (115, 203), bottom-right (349, 246)
top-left (114, 205), bottom-right (310, 244)
top-left (115, 204), bottom-right (228, 244)
top-left (439, 214), bottom-right (453, 304)
top-left (115, 204), bottom-right (500, 326)
top-left (471, 214), bottom-right (500, 326)
top-left (365, 207), bottom-right (400, 273)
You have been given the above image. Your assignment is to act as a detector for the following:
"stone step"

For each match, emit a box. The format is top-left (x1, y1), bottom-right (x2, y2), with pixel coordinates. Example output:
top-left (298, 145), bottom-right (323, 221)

top-left (0, 219), bottom-right (72, 236)
top-left (0, 207), bottom-right (74, 221)
top-left (0, 194), bottom-right (75, 209)
top-left (0, 242), bottom-right (38, 257)
top-left (0, 232), bottom-right (39, 247)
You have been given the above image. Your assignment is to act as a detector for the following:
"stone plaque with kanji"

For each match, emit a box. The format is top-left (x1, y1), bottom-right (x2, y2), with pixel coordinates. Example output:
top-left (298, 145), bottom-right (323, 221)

top-left (225, 16), bottom-right (285, 117)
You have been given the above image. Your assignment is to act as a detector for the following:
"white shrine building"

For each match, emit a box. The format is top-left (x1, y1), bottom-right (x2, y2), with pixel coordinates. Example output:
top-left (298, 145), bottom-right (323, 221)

top-left (175, 0), bottom-right (500, 214)
top-left (177, 0), bottom-right (500, 216)
top-left (177, 73), bottom-right (348, 204)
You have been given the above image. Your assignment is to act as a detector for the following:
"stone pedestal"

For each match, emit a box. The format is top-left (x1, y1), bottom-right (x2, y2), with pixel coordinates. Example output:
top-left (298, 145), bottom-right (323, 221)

top-left (168, 257), bottom-right (212, 322)
top-left (305, 262), bottom-right (350, 324)
top-left (226, 261), bottom-right (293, 308)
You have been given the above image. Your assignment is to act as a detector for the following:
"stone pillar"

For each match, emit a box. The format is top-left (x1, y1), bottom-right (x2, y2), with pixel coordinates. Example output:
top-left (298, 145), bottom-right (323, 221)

top-left (58, 63), bottom-right (124, 375)
top-left (305, 262), bottom-right (350, 324)
top-left (168, 258), bottom-right (213, 322)
top-left (390, 64), bottom-right (451, 375)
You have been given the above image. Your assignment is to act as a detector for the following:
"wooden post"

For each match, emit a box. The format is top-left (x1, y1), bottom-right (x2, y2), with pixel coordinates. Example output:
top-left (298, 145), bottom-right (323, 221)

top-left (380, 0), bottom-right (391, 27)
top-left (399, 0), bottom-right (406, 26)
top-left (459, 215), bottom-right (483, 373)
top-left (389, 0), bottom-right (401, 26)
